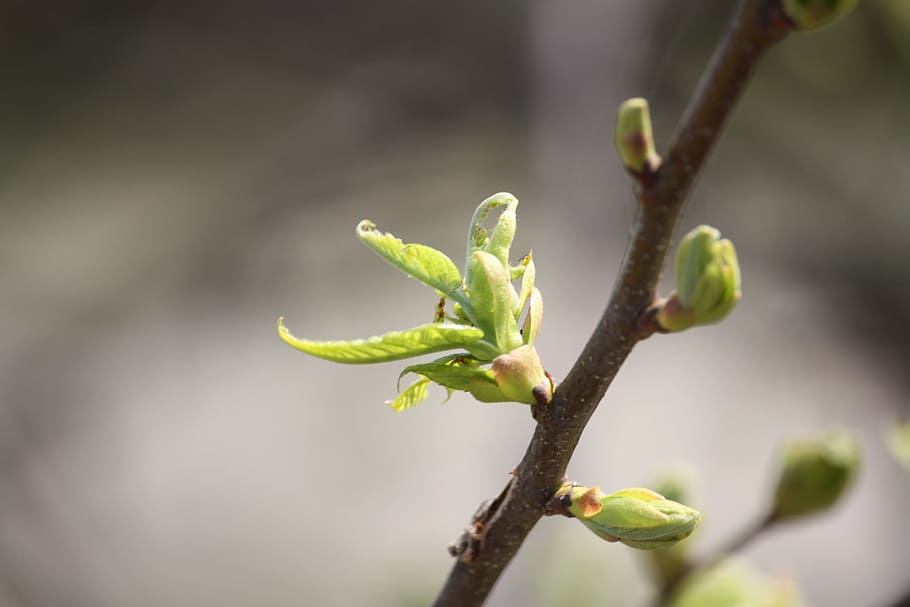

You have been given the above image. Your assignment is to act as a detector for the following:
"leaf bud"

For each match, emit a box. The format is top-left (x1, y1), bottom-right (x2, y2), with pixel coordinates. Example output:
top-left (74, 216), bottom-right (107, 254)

top-left (657, 225), bottom-right (741, 332)
top-left (490, 344), bottom-right (552, 405)
top-left (615, 97), bottom-right (660, 174)
top-left (552, 484), bottom-right (700, 550)
top-left (771, 430), bottom-right (860, 520)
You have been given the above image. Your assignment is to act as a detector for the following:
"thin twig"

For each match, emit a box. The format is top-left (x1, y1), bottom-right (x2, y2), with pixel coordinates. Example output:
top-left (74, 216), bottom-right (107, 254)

top-left (653, 511), bottom-right (778, 605)
top-left (432, 2), bottom-right (790, 605)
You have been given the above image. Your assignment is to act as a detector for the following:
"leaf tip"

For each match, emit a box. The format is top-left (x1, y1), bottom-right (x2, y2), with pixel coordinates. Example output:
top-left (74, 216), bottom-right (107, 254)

top-left (276, 316), bottom-right (290, 339)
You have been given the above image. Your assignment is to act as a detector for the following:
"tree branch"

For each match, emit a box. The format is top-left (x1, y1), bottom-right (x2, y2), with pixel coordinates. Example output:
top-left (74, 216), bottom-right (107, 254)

top-left (432, 2), bottom-right (790, 605)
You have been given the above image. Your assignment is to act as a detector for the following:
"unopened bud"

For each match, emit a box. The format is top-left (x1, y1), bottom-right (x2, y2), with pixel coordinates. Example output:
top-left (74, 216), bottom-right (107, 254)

top-left (552, 484), bottom-right (700, 550)
top-left (490, 345), bottom-right (552, 405)
top-left (782, 0), bottom-right (857, 31)
top-left (887, 419), bottom-right (910, 474)
top-left (772, 430), bottom-right (860, 520)
top-left (657, 225), bottom-right (741, 332)
top-left (616, 98), bottom-right (660, 174)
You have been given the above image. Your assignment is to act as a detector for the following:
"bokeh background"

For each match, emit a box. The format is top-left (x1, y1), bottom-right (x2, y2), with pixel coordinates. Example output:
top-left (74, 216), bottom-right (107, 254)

top-left (2, 1), bottom-right (909, 606)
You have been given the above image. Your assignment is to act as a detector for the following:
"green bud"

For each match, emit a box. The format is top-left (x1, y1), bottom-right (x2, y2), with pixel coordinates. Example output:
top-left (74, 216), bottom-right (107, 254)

top-left (886, 419), bottom-right (910, 475)
top-left (782, 0), bottom-right (857, 31)
top-left (553, 484), bottom-right (700, 550)
top-left (490, 344), bottom-right (552, 405)
top-left (657, 225), bottom-right (741, 332)
top-left (771, 430), bottom-right (860, 520)
top-left (615, 97), bottom-right (660, 174)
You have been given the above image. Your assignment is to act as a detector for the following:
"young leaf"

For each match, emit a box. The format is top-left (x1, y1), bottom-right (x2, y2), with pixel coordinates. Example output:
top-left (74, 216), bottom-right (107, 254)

top-left (464, 192), bottom-right (518, 286)
top-left (387, 376), bottom-right (432, 412)
top-left (487, 205), bottom-right (517, 269)
top-left (510, 253), bottom-right (530, 281)
top-left (468, 251), bottom-right (523, 353)
top-left (521, 287), bottom-right (544, 346)
top-left (400, 357), bottom-right (496, 393)
top-left (356, 220), bottom-right (465, 301)
top-left (515, 253), bottom-right (535, 318)
top-left (277, 318), bottom-right (484, 364)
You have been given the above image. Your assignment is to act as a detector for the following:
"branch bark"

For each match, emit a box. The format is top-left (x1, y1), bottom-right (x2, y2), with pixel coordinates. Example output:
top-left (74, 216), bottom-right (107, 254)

top-left (432, 2), bottom-right (791, 605)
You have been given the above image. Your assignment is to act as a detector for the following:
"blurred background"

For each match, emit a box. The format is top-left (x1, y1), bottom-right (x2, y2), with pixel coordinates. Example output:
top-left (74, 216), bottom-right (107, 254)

top-left (2, 1), bottom-right (909, 605)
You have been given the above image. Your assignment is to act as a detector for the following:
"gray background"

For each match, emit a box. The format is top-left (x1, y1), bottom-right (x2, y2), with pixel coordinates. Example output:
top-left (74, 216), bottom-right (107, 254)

top-left (2, 1), bottom-right (909, 605)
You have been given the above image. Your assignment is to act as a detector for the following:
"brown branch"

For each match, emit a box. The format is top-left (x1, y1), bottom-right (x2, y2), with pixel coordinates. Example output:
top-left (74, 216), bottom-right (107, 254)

top-left (432, 2), bottom-right (791, 605)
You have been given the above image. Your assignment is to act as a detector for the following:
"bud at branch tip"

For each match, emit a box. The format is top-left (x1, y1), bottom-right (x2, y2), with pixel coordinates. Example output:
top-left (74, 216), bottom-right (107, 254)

top-left (616, 97), bottom-right (660, 175)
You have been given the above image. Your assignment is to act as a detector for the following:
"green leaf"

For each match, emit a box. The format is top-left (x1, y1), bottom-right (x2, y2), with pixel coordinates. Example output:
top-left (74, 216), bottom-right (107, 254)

top-left (277, 318), bottom-right (484, 364)
top-left (464, 192), bottom-right (518, 286)
top-left (387, 376), bottom-right (432, 412)
top-left (487, 204), bottom-right (517, 269)
top-left (515, 253), bottom-right (535, 317)
top-left (521, 287), bottom-right (544, 346)
top-left (468, 251), bottom-right (522, 353)
top-left (356, 220), bottom-right (465, 301)
top-left (400, 356), bottom-right (495, 393)
top-left (510, 253), bottom-right (531, 281)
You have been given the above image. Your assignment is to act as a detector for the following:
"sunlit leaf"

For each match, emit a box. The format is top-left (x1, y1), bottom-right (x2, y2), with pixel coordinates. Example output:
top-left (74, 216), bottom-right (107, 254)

top-left (387, 376), bottom-right (432, 412)
top-left (522, 287), bottom-right (544, 346)
top-left (400, 357), bottom-right (495, 393)
top-left (277, 318), bottom-right (483, 364)
top-left (468, 251), bottom-right (522, 353)
top-left (464, 192), bottom-right (518, 286)
top-left (515, 253), bottom-right (535, 318)
top-left (510, 253), bottom-right (531, 281)
top-left (356, 220), bottom-right (464, 301)
top-left (486, 203), bottom-right (517, 269)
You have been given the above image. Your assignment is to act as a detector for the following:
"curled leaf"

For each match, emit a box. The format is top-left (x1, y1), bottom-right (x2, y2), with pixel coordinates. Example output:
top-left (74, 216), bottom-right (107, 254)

top-left (400, 357), bottom-right (501, 401)
top-left (521, 287), bottom-right (543, 346)
top-left (387, 376), bottom-right (432, 412)
top-left (510, 253), bottom-right (531, 281)
top-left (464, 192), bottom-right (518, 286)
top-left (487, 205), bottom-right (517, 269)
top-left (277, 318), bottom-right (483, 364)
top-left (468, 251), bottom-right (523, 353)
top-left (515, 253), bottom-right (535, 318)
top-left (356, 220), bottom-right (464, 301)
